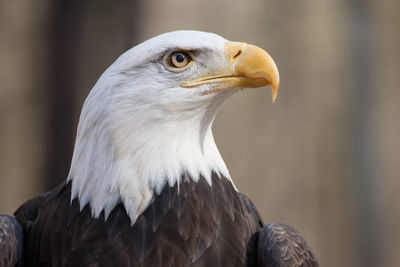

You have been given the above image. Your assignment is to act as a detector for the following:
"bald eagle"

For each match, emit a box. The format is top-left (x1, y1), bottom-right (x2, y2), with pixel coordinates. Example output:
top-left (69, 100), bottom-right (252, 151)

top-left (0, 31), bottom-right (318, 267)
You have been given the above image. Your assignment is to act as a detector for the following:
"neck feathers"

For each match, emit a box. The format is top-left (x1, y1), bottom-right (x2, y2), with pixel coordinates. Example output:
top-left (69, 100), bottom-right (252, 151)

top-left (67, 86), bottom-right (233, 224)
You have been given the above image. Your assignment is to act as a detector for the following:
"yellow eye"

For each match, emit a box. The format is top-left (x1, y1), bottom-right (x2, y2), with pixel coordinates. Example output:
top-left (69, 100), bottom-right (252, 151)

top-left (167, 51), bottom-right (192, 68)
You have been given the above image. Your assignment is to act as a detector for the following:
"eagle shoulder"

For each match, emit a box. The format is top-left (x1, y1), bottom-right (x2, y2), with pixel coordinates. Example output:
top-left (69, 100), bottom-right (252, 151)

top-left (254, 222), bottom-right (320, 267)
top-left (0, 215), bottom-right (24, 267)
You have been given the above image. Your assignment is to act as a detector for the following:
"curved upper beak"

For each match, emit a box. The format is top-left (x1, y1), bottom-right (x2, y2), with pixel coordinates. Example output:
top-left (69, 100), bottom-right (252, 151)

top-left (182, 41), bottom-right (280, 103)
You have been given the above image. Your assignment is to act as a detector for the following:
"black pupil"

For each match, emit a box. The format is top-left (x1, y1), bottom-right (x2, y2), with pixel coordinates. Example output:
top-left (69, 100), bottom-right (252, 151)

top-left (175, 53), bottom-right (185, 63)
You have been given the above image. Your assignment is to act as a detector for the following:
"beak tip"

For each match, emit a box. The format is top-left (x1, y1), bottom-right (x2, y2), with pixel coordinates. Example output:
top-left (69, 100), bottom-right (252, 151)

top-left (271, 83), bottom-right (279, 104)
top-left (271, 93), bottom-right (278, 104)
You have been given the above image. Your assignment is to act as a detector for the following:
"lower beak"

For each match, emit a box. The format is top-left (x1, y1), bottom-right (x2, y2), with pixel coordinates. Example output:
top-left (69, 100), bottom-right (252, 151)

top-left (182, 42), bottom-right (280, 103)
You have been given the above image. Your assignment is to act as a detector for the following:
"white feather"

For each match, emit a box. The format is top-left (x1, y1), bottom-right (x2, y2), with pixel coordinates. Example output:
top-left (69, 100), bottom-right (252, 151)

top-left (67, 31), bottom-right (237, 224)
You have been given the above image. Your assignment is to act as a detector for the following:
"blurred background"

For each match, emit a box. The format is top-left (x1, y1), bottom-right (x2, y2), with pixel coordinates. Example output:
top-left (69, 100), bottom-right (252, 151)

top-left (0, 0), bottom-right (399, 266)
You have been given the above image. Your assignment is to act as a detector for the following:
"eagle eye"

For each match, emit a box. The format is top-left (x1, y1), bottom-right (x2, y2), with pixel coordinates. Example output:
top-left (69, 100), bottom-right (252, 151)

top-left (167, 51), bottom-right (192, 68)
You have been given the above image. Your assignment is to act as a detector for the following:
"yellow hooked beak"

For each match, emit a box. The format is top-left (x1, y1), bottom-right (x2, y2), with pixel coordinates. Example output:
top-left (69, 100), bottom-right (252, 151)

top-left (182, 42), bottom-right (280, 103)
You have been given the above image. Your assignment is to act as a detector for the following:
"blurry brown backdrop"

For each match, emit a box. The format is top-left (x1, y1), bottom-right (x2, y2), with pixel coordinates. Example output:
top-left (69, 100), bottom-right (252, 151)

top-left (1, 0), bottom-right (399, 266)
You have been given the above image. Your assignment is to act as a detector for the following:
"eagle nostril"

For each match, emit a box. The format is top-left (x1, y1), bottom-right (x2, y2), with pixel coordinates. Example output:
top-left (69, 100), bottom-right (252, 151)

top-left (232, 49), bottom-right (242, 60)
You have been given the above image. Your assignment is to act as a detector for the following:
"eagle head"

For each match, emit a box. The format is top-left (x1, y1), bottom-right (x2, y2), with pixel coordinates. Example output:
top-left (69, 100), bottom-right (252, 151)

top-left (67, 31), bottom-right (279, 223)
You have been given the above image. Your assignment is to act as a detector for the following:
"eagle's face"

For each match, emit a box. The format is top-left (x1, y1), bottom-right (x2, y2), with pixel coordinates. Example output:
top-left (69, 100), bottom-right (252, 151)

top-left (69, 31), bottom-right (279, 222)
top-left (101, 31), bottom-right (278, 122)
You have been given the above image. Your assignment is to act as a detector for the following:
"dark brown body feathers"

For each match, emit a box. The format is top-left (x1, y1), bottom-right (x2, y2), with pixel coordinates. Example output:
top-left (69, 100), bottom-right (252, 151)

top-left (6, 172), bottom-right (320, 267)
top-left (15, 173), bottom-right (261, 267)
